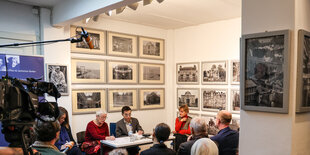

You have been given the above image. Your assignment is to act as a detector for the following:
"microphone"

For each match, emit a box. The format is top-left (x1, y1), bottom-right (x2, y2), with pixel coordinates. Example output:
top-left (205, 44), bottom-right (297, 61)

top-left (80, 27), bottom-right (94, 49)
top-left (62, 141), bottom-right (74, 153)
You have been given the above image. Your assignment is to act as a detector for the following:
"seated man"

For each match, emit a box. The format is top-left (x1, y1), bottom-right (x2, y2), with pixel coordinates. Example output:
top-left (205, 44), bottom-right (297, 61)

top-left (211, 110), bottom-right (239, 155)
top-left (177, 117), bottom-right (209, 155)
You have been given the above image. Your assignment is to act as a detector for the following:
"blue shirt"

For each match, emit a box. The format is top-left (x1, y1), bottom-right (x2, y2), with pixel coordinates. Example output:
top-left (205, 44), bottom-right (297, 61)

top-left (55, 126), bottom-right (71, 150)
top-left (211, 127), bottom-right (239, 155)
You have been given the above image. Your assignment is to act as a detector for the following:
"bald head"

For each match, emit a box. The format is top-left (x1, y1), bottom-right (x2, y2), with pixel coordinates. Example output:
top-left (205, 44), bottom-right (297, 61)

top-left (217, 110), bottom-right (232, 125)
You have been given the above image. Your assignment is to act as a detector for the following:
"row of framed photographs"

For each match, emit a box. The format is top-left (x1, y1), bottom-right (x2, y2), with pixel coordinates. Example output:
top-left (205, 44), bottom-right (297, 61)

top-left (71, 59), bottom-right (165, 84)
top-left (176, 60), bottom-right (240, 85)
top-left (71, 26), bottom-right (165, 60)
top-left (177, 88), bottom-right (240, 113)
top-left (72, 88), bottom-right (165, 114)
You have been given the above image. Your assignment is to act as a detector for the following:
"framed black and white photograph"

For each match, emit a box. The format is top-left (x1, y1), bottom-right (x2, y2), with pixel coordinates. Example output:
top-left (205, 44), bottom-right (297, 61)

top-left (71, 59), bottom-right (105, 83)
top-left (177, 88), bottom-right (200, 110)
top-left (72, 89), bottom-right (106, 114)
top-left (107, 61), bottom-right (138, 84)
top-left (139, 88), bottom-right (165, 110)
top-left (241, 30), bottom-right (290, 113)
top-left (231, 89), bottom-right (240, 113)
top-left (296, 29), bottom-right (310, 113)
top-left (139, 63), bottom-right (164, 84)
top-left (107, 89), bottom-right (138, 112)
top-left (107, 32), bottom-right (138, 57)
top-left (70, 26), bottom-right (105, 55)
top-left (201, 114), bottom-right (219, 136)
top-left (202, 61), bottom-right (227, 84)
top-left (139, 36), bottom-right (164, 60)
top-left (231, 60), bottom-right (240, 84)
top-left (176, 62), bottom-right (199, 85)
top-left (201, 89), bottom-right (227, 111)
top-left (46, 64), bottom-right (68, 96)
top-left (229, 117), bottom-right (240, 131)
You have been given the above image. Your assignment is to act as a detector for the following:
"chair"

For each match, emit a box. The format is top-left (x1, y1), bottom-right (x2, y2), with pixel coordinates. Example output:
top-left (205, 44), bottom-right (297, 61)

top-left (76, 131), bottom-right (86, 149)
top-left (110, 122), bottom-right (116, 137)
top-left (173, 133), bottom-right (188, 151)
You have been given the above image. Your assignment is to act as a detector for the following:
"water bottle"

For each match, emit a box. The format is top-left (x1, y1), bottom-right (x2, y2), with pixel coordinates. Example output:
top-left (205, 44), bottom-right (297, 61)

top-left (128, 124), bottom-right (135, 142)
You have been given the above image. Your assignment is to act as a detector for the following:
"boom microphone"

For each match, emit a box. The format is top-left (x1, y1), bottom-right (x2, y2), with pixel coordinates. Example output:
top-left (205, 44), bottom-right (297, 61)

top-left (81, 27), bottom-right (94, 49)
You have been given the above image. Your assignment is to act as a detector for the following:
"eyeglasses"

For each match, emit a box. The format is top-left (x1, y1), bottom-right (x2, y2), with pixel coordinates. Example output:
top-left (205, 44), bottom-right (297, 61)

top-left (123, 113), bottom-right (131, 117)
top-left (99, 115), bottom-right (107, 119)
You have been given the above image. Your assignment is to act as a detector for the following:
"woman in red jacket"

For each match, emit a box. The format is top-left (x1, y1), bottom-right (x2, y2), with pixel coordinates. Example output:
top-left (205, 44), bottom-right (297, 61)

top-left (173, 104), bottom-right (192, 135)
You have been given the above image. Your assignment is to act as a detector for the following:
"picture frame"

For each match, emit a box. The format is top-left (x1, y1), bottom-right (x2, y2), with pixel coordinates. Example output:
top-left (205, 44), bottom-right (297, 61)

top-left (46, 64), bottom-right (69, 96)
top-left (139, 36), bottom-right (165, 60)
top-left (176, 62), bottom-right (199, 85)
top-left (201, 88), bottom-right (227, 111)
top-left (230, 60), bottom-right (240, 84)
top-left (139, 88), bottom-right (165, 110)
top-left (72, 89), bottom-right (106, 114)
top-left (71, 58), bottom-right (106, 83)
top-left (107, 89), bottom-right (138, 112)
top-left (107, 60), bottom-right (138, 84)
top-left (230, 89), bottom-right (240, 113)
top-left (241, 30), bottom-right (290, 113)
top-left (296, 29), bottom-right (310, 113)
top-left (70, 26), bottom-right (105, 55)
top-left (201, 114), bottom-right (219, 136)
top-left (229, 117), bottom-right (240, 131)
top-left (201, 60), bottom-right (228, 84)
top-left (177, 88), bottom-right (200, 110)
top-left (107, 31), bottom-right (138, 57)
top-left (139, 63), bottom-right (164, 84)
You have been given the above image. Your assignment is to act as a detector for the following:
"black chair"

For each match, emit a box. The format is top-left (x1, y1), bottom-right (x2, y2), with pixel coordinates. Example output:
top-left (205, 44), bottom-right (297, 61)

top-left (76, 131), bottom-right (86, 149)
top-left (173, 133), bottom-right (188, 151)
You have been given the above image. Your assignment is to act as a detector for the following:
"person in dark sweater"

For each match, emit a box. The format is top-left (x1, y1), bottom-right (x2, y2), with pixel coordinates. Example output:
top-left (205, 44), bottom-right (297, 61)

top-left (140, 123), bottom-right (176, 155)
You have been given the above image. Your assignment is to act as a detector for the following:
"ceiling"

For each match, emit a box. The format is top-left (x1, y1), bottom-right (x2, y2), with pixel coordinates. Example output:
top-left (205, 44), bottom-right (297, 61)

top-left (7, 0), bottom-right (241, 29)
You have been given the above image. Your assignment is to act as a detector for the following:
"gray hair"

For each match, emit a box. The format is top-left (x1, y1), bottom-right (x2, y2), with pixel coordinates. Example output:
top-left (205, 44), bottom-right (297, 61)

top-left (96, 110), bottom-right (107, 116)
top-left (191, 138), bottom-right (219, 155)
top-left (190, 117), bottom-right (208, 134)
top-left (108, 148), bottom-right (128, 155)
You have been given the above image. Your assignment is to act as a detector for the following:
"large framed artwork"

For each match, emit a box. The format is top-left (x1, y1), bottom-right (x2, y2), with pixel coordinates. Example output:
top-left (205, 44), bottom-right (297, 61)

top-left (201, 61), bottom-right (227, 84)
top-left (71, 59), bottom-right (105, 83)
top-left (107, 61), bottom-right (138, 84)
top-left (231, 60), bottom-right (240, 84)
top-left (177, 88), bottom-right (200, 110)
top-left (107, 89), bottom-right (138, 112)
top-left (296, 29), bottom-right (310, 113)
top-left (72, 89), bottom-right (106, 114)
top-left (139, 63), bottom-right (164, 84)
top-left (201, 114), bottom-right (219, 136)
top-left (70, 26), bottom-right (105, 55)
top-left (176, 62), bottom-right (199, 85)
top-left (107, 32), bottom-right (138, 57)
top-left (241, 30), bottom-right (290, 113)
top-left (201, 88), bottom-right (227, 111)
top-left (46, 64), bottom-right (69, 96)
top-left (139, 36), bottom-right (164, 60)
top-left (230, 89), bottom-right (240, 113)
top-left (139, 88), bottom-right (165, 110)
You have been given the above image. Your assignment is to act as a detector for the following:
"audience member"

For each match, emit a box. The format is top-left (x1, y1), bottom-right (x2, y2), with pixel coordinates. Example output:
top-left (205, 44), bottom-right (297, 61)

top-left (191, 138), bottom-right (218, 155)
top-left (140, 123), bottom-right (176, 155)
top-left (108, 148), bottom-right (128, 155)
top-left (177, 117), bottom-right (208, 155)
top-left (55, 107), bottom-right (82, 155)
top-left (211, 110), bottom-right (239, 155)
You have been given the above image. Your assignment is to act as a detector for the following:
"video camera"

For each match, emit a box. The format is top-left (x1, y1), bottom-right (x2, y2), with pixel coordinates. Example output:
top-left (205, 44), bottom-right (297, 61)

top-left (0, 76), bottom-right (61, 155)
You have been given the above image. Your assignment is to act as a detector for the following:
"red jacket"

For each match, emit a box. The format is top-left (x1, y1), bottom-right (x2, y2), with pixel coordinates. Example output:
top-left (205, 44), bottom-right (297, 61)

top-left (85, 121), bottom-right (109, 142)
top-left (175, 115), bottom-right (191, 135)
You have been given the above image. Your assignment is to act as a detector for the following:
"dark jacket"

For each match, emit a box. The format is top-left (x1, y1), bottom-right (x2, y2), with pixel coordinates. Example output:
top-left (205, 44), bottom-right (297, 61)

top-left (211, 127), bottom-right (239, 155)
top-left (115, 117), bottom-right (143, 137)
top-left (140, 144), bottom-right (176, 155)
top-left (177, 134), bottom-right (208, 155)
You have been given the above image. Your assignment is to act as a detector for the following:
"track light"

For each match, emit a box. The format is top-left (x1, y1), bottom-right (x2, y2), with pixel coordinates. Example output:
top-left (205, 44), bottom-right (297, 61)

top-left (156, 0), bottom-right (164, 3)
top-left (105, 10), bottom-right (112, 16)
top-left (128, 2), bottom-right (139, 10)
top-left (83, 17), bottom-right (91, 24)
top-left (116, 6), bottom-right (126, 14)
top-left (143, 0), bottom-right (153, 6)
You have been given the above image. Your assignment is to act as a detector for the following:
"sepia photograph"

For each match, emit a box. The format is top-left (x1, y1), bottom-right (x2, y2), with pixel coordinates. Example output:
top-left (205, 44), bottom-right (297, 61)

top-left (72, 89), bottom-right (106, 114)
top-left (107, 61), bottom-right (137, 84)
top-left (176, 62), bottom-right (199, 85)
top-left (70, 26), bottom-right (105, 55)
top-left (229, 118), bottom-right (240, 131)
top-left (202, 89), bottom-right (227, 111)
top-left (202, 61), bottom-right (227, 84)
top-left (231, 60), bottom-right (240, 84)
top-left (71, 59), bottom-right (105, 83)
top-left (46, 64), bottom-right (68, 95)
top-left (231, 89), bottom-right (240, 112)
top-left (139, 63), bottom-right (164, 84)
top-left (107, 32), bottom-right (138, 57)
top-left (177, 88), bottom-right (200, 110)
top-left (241, 30), bottom-right (290, 113)
top-left (139, 37), bottom-right (164, 60)
top-left (201, 115), bottom-right (219, 136)
top-left (108, 89), bottom-right (137, 112)
top-left (139, 88), bottom-right (165, 110)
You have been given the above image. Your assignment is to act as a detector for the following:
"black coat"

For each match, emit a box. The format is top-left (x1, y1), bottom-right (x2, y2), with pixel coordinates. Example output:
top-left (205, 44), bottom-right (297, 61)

top-left (177, 134), bottom-right (208, 155)
top-left (140, 144), bottom-right (176, 155)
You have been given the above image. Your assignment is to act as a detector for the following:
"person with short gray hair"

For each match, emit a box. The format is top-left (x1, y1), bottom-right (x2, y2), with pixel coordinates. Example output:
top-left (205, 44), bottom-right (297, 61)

top-left (191, 138), bottom-right (218, 155)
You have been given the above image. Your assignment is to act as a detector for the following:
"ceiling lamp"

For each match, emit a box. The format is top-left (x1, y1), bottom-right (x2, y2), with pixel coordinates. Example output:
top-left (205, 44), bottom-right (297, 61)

top-left (105, 10), bottom-right (113, 16)
top-left (143, 0), bottom-right (153, 6)
top-left (128, 2), bottom-right (139, 10)
top-left (116, 6), bottom-right (126, 14)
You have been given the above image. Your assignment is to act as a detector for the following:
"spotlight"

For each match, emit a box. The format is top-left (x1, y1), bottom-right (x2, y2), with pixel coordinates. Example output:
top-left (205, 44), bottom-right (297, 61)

top-left (92, 15), bottom-right (99, 22)
top-left (156, 0), bottom-right (164, 3)
top-left (83, 17), bottom-right (91, 24)
top-left (105, 10), bottom-right (112, 16)
top-left (143, 0), bottom-right (153, 6)
top-left (128, 2), bottom-right (139, 10)
top-left (116, 6), bottom-right (126, 14)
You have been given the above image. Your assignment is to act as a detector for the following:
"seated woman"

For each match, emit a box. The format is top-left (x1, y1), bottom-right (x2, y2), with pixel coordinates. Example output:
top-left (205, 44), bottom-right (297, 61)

top-left (55, 107), bottom-right (82, 155)
top-left (83, 110), bottom-right (115, 155)
top-left (140, 123), bottom-right (176, 155)
top-left (191, 138), bottom-right (218, 155)
top-left (173, 105), bottom-right (192, 151)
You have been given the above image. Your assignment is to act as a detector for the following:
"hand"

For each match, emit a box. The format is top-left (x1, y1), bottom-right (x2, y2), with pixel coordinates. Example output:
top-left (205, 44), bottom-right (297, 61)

top-left (65, 141), bottom-right (74, 149)
top-left (106, 136), bottom-right (115, 140)
top-left (181, 117), bottom-right (187, 122)
top-left (187, 135), bottom-right (192, 141)
top-left (138, 130), bottom-right (144, 135)
top-left (172, 131), bottom-right (177, 134)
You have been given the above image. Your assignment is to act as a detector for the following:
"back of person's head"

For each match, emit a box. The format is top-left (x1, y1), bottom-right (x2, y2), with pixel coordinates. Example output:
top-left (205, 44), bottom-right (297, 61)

top-left (34, 120), bottom-right (60, 142)
top-left (191, 138), bottom-right (218, 155)
top-left (108, 148), bottom-right (128, 155)
top-left (218, 110), bottom-right (232, 125)
top-left (121, 106), bottom-right (131, 114)
top-left (190, 117), bottom-right (208, 135)
top-left (179, 104), bottom-right (189, 113)
top-left (154, 123), bottom-right (171, 144)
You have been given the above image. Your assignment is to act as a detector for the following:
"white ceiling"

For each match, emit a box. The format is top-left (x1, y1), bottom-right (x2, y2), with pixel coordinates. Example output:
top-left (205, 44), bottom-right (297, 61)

top-left (7, 0), bottom-right (241, 29)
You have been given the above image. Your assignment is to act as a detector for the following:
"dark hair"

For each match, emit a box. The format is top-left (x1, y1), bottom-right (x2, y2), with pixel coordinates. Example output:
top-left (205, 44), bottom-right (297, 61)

top-left (58, 107), bottom-right (69, 129)
top-left (121, 106), bottom-right (131, 114)
top-left (35, 120), bottom-right (60, 142)
top-left (154, 123), bottom-right (171, 145)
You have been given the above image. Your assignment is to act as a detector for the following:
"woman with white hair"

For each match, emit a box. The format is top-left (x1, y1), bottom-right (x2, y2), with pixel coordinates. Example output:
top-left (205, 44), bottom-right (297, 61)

top-left (191, 138), bottom-right (218, 155)
top-left (83, 110), bottom-right (115, 155)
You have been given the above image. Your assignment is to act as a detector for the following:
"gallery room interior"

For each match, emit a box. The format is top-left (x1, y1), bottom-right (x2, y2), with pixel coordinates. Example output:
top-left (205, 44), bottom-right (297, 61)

top-left (0, 0), bottom-right (309, 154)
